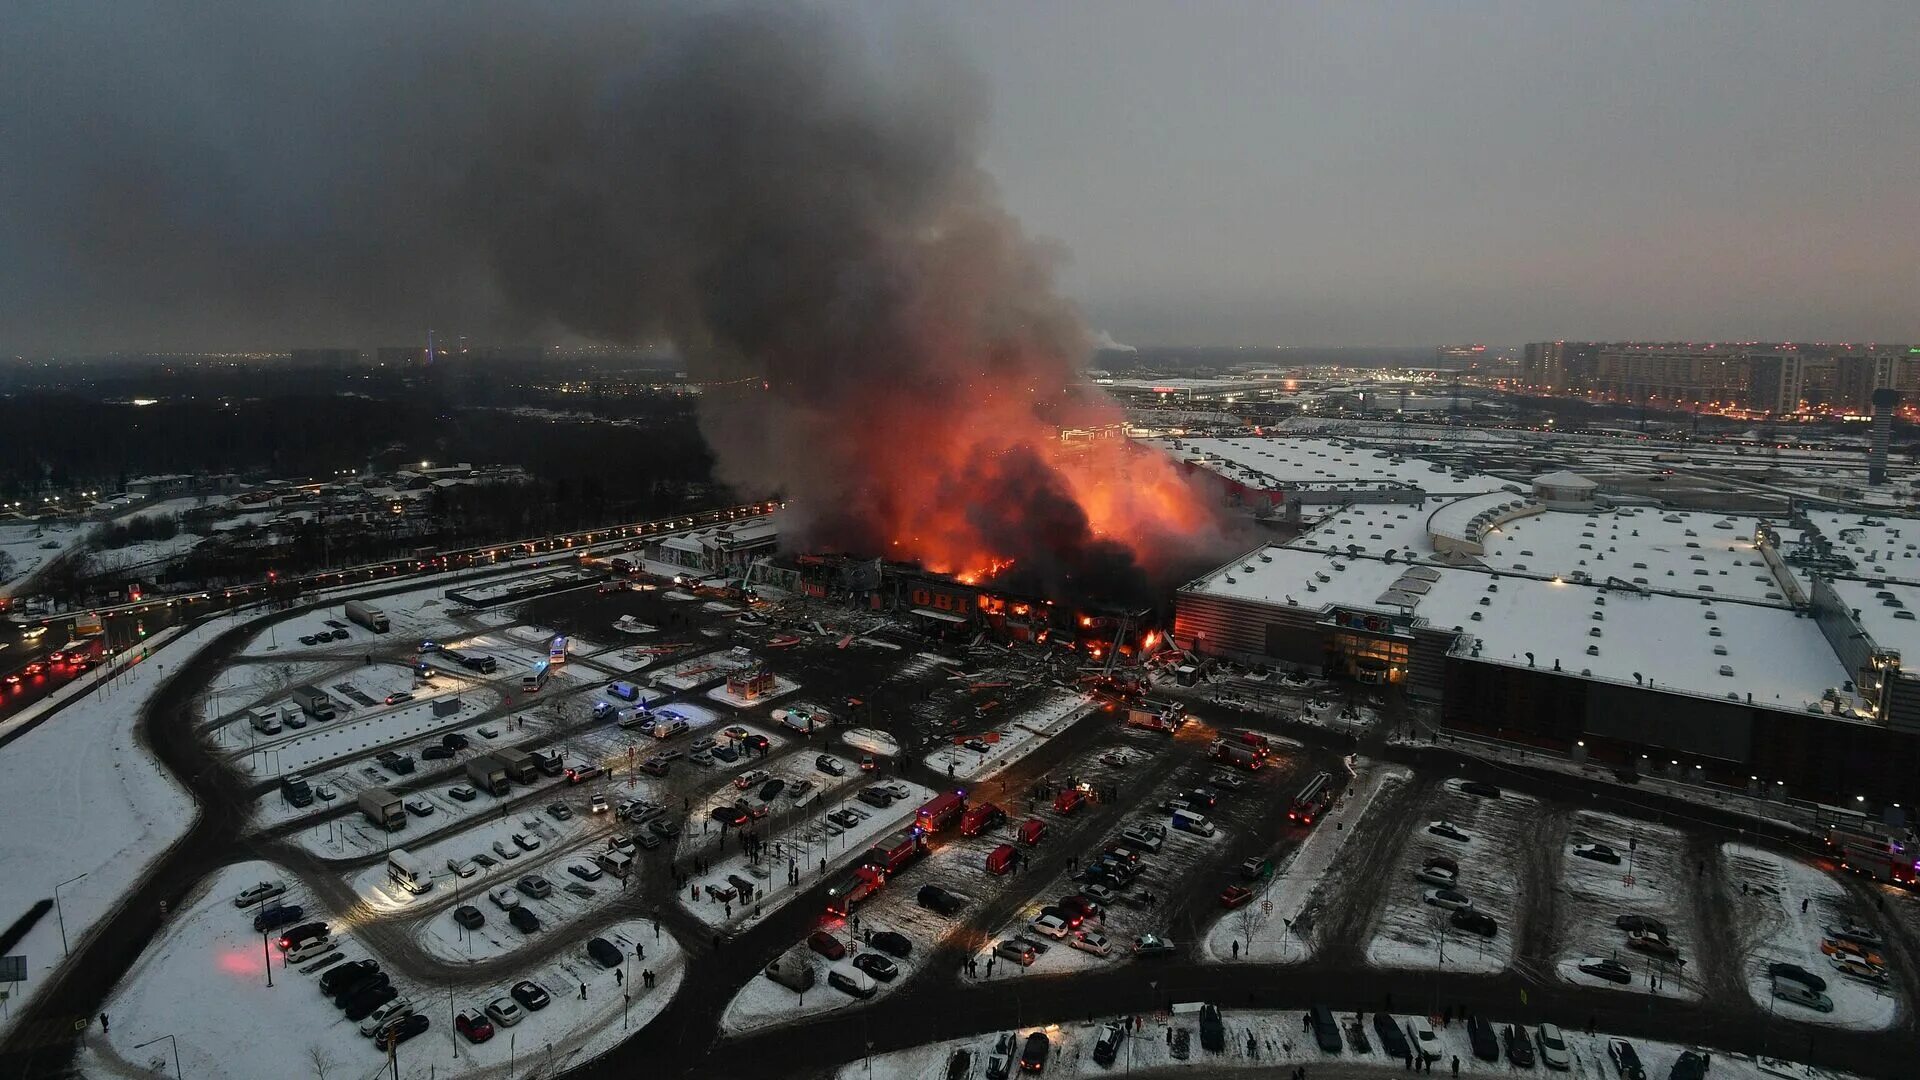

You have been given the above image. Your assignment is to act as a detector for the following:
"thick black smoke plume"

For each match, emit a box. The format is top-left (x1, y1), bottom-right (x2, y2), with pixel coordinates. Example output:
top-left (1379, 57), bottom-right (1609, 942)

top-left (1, 1), bottom-right (1235, 600)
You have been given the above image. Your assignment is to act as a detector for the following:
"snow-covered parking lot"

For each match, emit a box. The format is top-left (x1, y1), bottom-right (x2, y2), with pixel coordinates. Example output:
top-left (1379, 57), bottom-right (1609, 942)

top-left (1553, 811), bottom-right (1701, 1000)
top-left (90, 860), bottom-right (684, 1080)
top-left (920, 689), bottom-right (1096, 782)
top-left (1724, 843), bottom-right (1901, 1029)
top-left (1365, 778), bottom-right (1535, 975)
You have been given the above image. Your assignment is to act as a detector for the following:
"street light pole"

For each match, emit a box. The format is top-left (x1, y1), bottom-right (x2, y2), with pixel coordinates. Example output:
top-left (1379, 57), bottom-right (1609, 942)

top-left (53, 873), bottom-right (87, 958)
top-left (133, 1033), bottom-right (183, 1079)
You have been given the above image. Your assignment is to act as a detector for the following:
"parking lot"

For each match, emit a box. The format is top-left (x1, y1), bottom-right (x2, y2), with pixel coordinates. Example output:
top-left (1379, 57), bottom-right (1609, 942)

top-left (1723, 843), bottom-right (1901, 1029)
top-left (1552, 812), bottom-right (1702, 999)
top-left (1362, 778), bottom-right (1539, 975)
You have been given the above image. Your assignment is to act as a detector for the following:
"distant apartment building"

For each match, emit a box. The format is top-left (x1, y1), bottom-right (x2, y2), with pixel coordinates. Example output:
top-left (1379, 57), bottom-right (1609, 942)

top-left (1519, 341), bottom-right (1599, 391)
top-left (1589, 344), bottom-right (1751, 405)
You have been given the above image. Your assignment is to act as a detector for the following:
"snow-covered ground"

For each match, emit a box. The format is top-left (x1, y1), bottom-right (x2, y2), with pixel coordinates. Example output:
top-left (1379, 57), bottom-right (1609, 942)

top-left (1723, 843), bottom-right (1901, 1030)
top-left (1205, 760), bottom-right (1408, 964)
top-left (841, 727), bottom-right (902, 759)
top-left (0, 520), bottom-right (87, 594)
top-left (83, 532), bottom-right (205, 575)
top-left (1553, 811), bottom-right (1701, 1000)
top-left (197, 659), bottom-right (339, 722)
top-left (920, 690), bottom-right (1096, 782)
top-left (0, 618), bottom-right (222, 1035)
top-left (836, 1009), bottom-right (1856, 1080)
top-left (88, 860), bottom-right (685, 1080)
top-left (1365, 778), bottom-right (1537, 976)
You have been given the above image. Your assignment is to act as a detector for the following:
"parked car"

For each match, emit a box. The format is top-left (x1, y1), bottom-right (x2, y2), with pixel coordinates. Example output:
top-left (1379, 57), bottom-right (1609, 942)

top-left (252, 904), bottom-right (304, 932)
top-left (1627, 930), bottom-right (1679, 959)
top-left (1535, 1023), bottom-right (1571, 1070)
top-left (1768, 961), bottom-right (1826, 991)
top-left (1030, 913), bottom-right (1070, 940)
top-left (233, 880), bottom-right (286, 908)
top-left (358, 998), bottom-right (414, 1038)
top-left (485, 997), bottom-right (525, 1028)
top-left (1409, 1016), bottom-right (1442, 1063)
top-left (508, 907), bottom-right (541, 933)
top-left (421, 745), bottom-right (453, 761)
top-left (1199, 1004), bottom-right (1225, 1053)
top-left (1467, 1015), bottom-right (1499, 1061)
top-left (1020, 1031), bottom-right (1051, 1072)
top-left (456, 1009), bottom-right (494, 1044)
top-left (516, 875), bottom-right (552, 899)
top-left (1574, 842), bottom-right (1623, 865)
top-left (587, 937), bottom-right (624, 968)
top-left (319, 959), bottom-right (379, 997)
top-left (1459, 780), bottom-right (1502, 798)
top-left (1093, 1023), bottom-right (1127, 1067)
top-left (285, 936), bottom-right (333, 965)
top-left (808, 931), bottom-right (848, 961)
top-left (853, 953), bottom-right (898, 981)
top-left (1427, 821), bottom-right (1470, 842)
top-left (492, 840), bottom-right (521, 861)
top-left (1503, 1024), bottom-right (1535, 1067)
top-left (277, 921), bottom-right (328, 950)
top-left (1616, 914), bottom-right (1668, 938)
top-left (1219, 885), bottom-right (1255, 909)
top-left (1416, 864), bottom-right (1458, 887)
top-left (404, 798), bottom-right (433, 817)
top-left (510, 980), bottom-right (551, 1011)
top-left (1670, 1050), bottom-right (1711, 1080)
top-left (1070, 930), bottom-right (1112, 957)
top-left (994, 939), bottom-right (1038, 966)
top-left (374, 1013), bottom-right (429, 1051)
top-left (330, 971), bottom-right (388, 1008)
top-left (987, 1033), bottom-right (1016, 1080)
top-left (817, 968), bottom-right (870, 998)
top-left (918, 885), bottom-right (966, 916)
top-left (488, 886), bottom-right (520, 910)
top-left (568, 861), bottom-right (604, 882)
top-left (342, 982), bottom-right (398, 1021)
top-left (448, 785), bottom-right (477, 802)
top-left (454, 905), bottom-right (485, 929)
top-left (1579, 956), bottom-right (1633, 984)
top-left (1451, 909), bottom-right (1499, 937)
top-left (512, 832), bottom-right (540, 851)
top-left (869, 930), bottom-right (912, 958)
top-left (1771, 977), bottom-right (1834, 1012)
top-left (1606, 1037), bottom-right (1646, 1080)
top-left (1423, 887), bottom-right (1473, 911)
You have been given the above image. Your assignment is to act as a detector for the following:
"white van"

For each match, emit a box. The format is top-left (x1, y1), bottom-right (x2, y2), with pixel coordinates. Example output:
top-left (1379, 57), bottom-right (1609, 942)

top-left (250, 710), bottom-right (282, 735)
top-left (651, 718), bottom-right (689, 740)
top-left (1171, 809), bottom-right (1215, 837)
top-left (597, 849), bottom-right (634, 878)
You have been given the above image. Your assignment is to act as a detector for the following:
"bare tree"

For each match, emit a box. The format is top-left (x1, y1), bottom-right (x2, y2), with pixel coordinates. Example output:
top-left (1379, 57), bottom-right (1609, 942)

top-left (306, 1043), bottom-right (335, 1080)
top-left (1235, 900), bottom-right (1269, 953)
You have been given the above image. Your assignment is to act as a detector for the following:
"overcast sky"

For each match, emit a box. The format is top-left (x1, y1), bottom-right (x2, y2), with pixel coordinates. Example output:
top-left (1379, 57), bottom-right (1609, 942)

top-left (3, 1), bottom-right (1916, 352)
top-left (887, 1), bottom-right (1920, 346)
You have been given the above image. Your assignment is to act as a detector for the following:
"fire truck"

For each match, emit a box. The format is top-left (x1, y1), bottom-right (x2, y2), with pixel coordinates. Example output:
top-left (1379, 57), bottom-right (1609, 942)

top-left (1825, 825), bottom-right (1917, 887)
top-left (824, 865), bottom-right (886, 918)
top-left (862, 828), bottom-right (927, 875)
top-left (1125, 702), bottom-right (1186, 733)
top-left (915, 790), bottom-right (968, 833)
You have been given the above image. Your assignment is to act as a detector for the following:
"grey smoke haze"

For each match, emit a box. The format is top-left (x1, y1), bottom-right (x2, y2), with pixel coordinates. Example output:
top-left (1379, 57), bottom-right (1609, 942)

top-left (5, 2), bottom-right (1916, 350)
